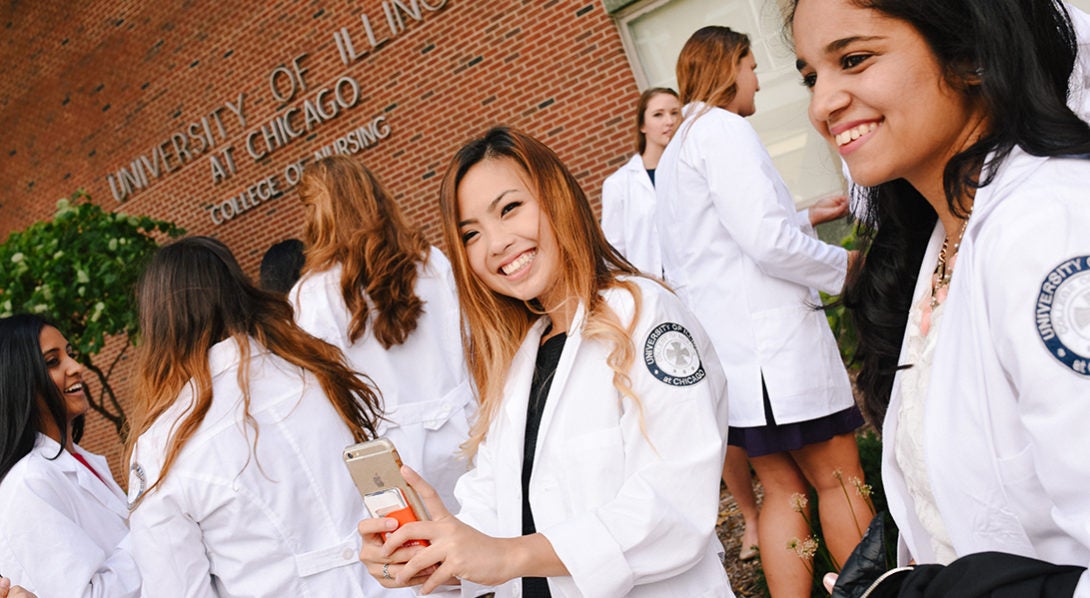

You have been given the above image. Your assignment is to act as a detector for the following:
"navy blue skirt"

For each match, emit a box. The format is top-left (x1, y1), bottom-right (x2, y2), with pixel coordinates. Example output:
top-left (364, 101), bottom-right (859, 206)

top-left (727, 379), bottom-right (864, 457)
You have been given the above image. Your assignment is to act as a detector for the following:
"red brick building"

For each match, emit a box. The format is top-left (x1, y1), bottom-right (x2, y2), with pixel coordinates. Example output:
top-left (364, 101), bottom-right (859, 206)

top-left (1, 0), bottom-right (644, 476)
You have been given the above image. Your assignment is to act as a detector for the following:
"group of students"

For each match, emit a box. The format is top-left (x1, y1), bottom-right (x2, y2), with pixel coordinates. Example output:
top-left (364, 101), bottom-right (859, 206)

top-left (2, 0), bottom-right (1090, 596)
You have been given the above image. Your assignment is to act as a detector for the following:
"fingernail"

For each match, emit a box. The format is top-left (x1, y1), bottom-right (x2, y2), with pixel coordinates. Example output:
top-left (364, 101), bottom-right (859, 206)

top-left (386, 518), bottom-right (398, 530)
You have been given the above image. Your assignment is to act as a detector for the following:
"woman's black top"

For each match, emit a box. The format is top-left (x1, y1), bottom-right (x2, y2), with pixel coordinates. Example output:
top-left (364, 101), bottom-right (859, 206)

top-left (520, 332), bottom-right (566, 598)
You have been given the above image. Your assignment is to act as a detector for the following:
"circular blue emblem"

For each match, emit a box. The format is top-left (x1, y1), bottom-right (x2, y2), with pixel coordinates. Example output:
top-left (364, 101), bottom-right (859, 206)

top-left (1035, 255), bottom-right (1090, 376)
top-left (644, 322), bottom-right (705, 386)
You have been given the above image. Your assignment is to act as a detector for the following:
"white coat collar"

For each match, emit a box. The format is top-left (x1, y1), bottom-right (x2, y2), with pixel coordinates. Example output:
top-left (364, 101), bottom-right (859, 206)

top-left (621, 154), bottom-right (654, 191)
top-left (970, 147), bottom-right (1049, 228)
top-left (500, 302), bottom-right (589, 454)
top-left (33, 434), bottom-right (129, 519)
top-left (208, 335), bottom-right (271, 378)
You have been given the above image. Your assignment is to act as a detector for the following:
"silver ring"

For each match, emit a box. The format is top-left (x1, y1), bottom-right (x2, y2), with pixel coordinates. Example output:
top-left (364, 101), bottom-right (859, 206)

top-left (382, 563), bottom-right (392, 580)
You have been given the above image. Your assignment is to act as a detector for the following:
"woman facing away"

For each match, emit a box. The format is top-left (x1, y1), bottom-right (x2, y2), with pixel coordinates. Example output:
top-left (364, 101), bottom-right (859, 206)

top-left (0, 314), bottom-right (139, 597)
top-left (791, 0), bottom-right (1090, 595)
top-left (290, 155), bottom-right (474, 510)
top-left (125, 236), bottom-right (409, 597)
top-left (358, 126), bottom-right (733, 597)
top-left (600, 86), bottom-right (680, 278)
top-left (654, 25), bottom-right (870, 597)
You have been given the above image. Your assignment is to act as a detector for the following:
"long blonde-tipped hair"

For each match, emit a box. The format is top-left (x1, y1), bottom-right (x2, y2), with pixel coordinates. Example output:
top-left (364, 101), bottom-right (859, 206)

top-left (125, 236), bottom-right (383, 502)
top-left (439, 126), bottom-right (649, 456)
top-left (298, 155), bottom-right (430, 348)
top-left (677, 26), bottom-right (751, 112)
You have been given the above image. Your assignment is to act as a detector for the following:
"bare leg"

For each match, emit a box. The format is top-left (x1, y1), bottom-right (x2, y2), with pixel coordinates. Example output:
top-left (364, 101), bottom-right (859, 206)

top-left (790, 432), bottom-right (870, 565)
top-left (722, 445), bottom-right (760, 558)
top-left (749, 451), bottom-right (813, 598)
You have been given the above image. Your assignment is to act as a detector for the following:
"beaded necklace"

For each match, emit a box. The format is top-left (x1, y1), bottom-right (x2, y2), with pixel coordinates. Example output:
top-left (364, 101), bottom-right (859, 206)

top-left (930, 209), bottom-right (973, 310)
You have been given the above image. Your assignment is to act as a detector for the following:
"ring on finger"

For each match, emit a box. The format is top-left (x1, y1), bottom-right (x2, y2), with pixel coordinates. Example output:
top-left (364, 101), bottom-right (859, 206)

top-left (382, 563), bottom-right (392, 580)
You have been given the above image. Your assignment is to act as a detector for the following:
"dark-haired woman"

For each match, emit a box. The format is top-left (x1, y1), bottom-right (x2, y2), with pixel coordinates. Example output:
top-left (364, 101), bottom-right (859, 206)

top-left (792, 0), bottom-right (1090, 594)
top-left (290, 156), bottom-right (473, 510)
top-left (0, 314), bottom-right (140, 597)
top-left (126, 236), bottom-right (408, 597)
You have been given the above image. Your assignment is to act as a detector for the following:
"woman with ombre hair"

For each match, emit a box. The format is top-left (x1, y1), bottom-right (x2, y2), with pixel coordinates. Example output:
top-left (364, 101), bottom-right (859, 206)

top-left (290, 156), bottom-right (474, 510)
top-left (358, 126), bottom-right (732, 598)
top-left (126, 236), bottom-right (402, 597)
top-left (656, 25), bottom-right (869, 597)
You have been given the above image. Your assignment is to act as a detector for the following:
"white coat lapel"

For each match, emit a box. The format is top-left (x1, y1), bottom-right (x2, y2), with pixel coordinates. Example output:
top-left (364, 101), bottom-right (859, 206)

top-left (533, 302), bottom-right (587, 451)
top-left (627, 155), bottom-right (654, 194)
top-left (69, 446), bottom-right (129, 519)
top-left (501, 318), bottom-right (551, 441)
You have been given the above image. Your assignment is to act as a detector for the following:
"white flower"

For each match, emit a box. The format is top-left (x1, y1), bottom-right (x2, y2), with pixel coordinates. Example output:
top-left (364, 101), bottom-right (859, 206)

top-left (10, 252), bottom-right (24, 263)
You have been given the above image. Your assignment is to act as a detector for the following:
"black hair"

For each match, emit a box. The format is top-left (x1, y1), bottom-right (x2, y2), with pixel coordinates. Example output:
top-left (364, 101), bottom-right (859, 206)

top-left (790, 0), bottom-right (1090, 424)
top-left (0, 314), bottom-right (75, 481)
top-left (258, 238), bottom-right (306, 295)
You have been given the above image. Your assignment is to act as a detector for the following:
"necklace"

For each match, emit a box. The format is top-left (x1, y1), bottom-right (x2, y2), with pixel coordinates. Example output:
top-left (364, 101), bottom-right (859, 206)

top-left (930, 209), bottom-right (973, 310)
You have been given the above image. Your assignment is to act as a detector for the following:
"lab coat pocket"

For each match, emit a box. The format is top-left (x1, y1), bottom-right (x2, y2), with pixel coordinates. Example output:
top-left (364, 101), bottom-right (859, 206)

top-left (751, 305), bottom-right (833, 399)
top-left (561, 425), bottom-right (626, 509)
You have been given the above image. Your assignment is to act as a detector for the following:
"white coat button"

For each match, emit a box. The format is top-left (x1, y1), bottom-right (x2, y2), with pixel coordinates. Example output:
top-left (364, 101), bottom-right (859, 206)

top-left (342, 548), bottom-right (354, 561)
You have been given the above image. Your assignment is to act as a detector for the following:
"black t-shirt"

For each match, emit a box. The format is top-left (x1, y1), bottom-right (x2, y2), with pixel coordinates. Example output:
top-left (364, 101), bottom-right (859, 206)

top-left (520, 332), bottom-right (566, 598)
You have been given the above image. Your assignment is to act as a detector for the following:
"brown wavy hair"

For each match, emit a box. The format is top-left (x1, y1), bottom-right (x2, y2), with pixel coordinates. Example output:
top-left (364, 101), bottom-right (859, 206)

top-left (677, 26), bottom-right (751, 113)
top-left (125, 236), bottom-right (382, 500)
top-left (439, 127), bottom-right (652, 456)
top-left (299, 155), bottom-right (429, 348)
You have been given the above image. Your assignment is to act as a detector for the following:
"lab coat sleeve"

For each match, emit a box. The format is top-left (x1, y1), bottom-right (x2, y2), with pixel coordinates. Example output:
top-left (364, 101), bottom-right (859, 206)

top-left (0, 473), bottom-right (141, 598)
top-left (981, 188), bottom-right (1090, 577)
top-left (129, 456), bottom-right (218, 598)
top-left (693, 113), bottom-right (847, 294)
top-left (450, 438), bottom-right (500, 598)
top-left (600, 170), bottom-right (629, 257)
top-left (539, 290), bottom-right (729, 596)
top-left (452, 436), bottom-right (500, 538)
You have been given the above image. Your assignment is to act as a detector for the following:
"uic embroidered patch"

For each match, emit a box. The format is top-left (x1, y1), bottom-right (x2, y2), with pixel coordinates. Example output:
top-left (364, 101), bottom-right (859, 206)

top-left (1036, 255), bottom-right (1090, 376)
top-left (644, 322), bottom-right (705, 386)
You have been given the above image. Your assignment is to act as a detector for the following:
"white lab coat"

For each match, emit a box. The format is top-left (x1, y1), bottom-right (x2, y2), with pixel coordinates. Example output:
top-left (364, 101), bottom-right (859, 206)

top-left (128, 337), bottom-right (413, 598)
top-left (451, 277), bottom-right (733, 598)
top-left (601, 154), bottom-right (664, 277)
top-left (289, 246), bottom-right (474, 509)
top-left (882, 147), bottom-right (1090, 595)
top-left (656, 103), bottom-right (853, 426)
top-left (0, 434), bottom-right (139, 597)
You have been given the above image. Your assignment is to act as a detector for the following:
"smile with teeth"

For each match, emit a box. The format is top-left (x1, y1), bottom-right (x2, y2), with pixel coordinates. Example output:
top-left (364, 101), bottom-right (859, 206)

top-left (835, 122), bottom-right (879, 146)
top-left (501, 250), bottom-right (536, 276)
top-left (64, 382), bottom-right (84, 394)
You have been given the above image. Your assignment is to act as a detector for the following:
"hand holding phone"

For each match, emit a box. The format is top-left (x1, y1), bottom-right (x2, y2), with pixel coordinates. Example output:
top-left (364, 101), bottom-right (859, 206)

top-left (343, 438), bottom-right (429, 546)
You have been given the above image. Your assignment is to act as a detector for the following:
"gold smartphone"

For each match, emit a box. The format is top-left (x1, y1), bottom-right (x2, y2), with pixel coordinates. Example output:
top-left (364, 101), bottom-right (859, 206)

top-left (343, 438), bottom-right (429, 542)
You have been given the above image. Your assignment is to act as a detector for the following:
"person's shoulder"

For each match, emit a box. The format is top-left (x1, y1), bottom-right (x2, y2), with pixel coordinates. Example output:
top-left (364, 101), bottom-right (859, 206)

top-left (987, 153), bottom-right (1090, 223)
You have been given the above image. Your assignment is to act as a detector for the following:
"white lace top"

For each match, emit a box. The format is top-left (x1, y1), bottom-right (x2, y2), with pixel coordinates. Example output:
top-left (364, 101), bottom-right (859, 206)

top-left (894, 295), bottom-right (958, 564)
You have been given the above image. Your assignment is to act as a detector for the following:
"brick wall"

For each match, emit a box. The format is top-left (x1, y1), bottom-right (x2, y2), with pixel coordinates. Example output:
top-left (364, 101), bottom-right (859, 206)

top-left (0, 0), bottom-right (641, 483)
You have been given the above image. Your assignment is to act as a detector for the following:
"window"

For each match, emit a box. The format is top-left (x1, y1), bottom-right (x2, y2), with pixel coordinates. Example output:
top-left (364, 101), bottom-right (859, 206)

top-left (613, 0), bottom-right (845, 208)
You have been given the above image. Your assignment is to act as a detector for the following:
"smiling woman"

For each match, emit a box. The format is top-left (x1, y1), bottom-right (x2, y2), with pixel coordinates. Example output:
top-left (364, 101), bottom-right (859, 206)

top-left (789, 0), bottom-right (1090, 595)
top-left (0, 314), bottom-right (139, 597)
top-left (357, 127), bottom-right (733, 597)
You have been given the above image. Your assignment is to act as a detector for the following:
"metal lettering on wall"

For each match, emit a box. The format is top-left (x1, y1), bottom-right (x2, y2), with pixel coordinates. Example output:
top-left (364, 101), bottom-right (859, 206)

top-left (99, 0), bottom-right (449, 227)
